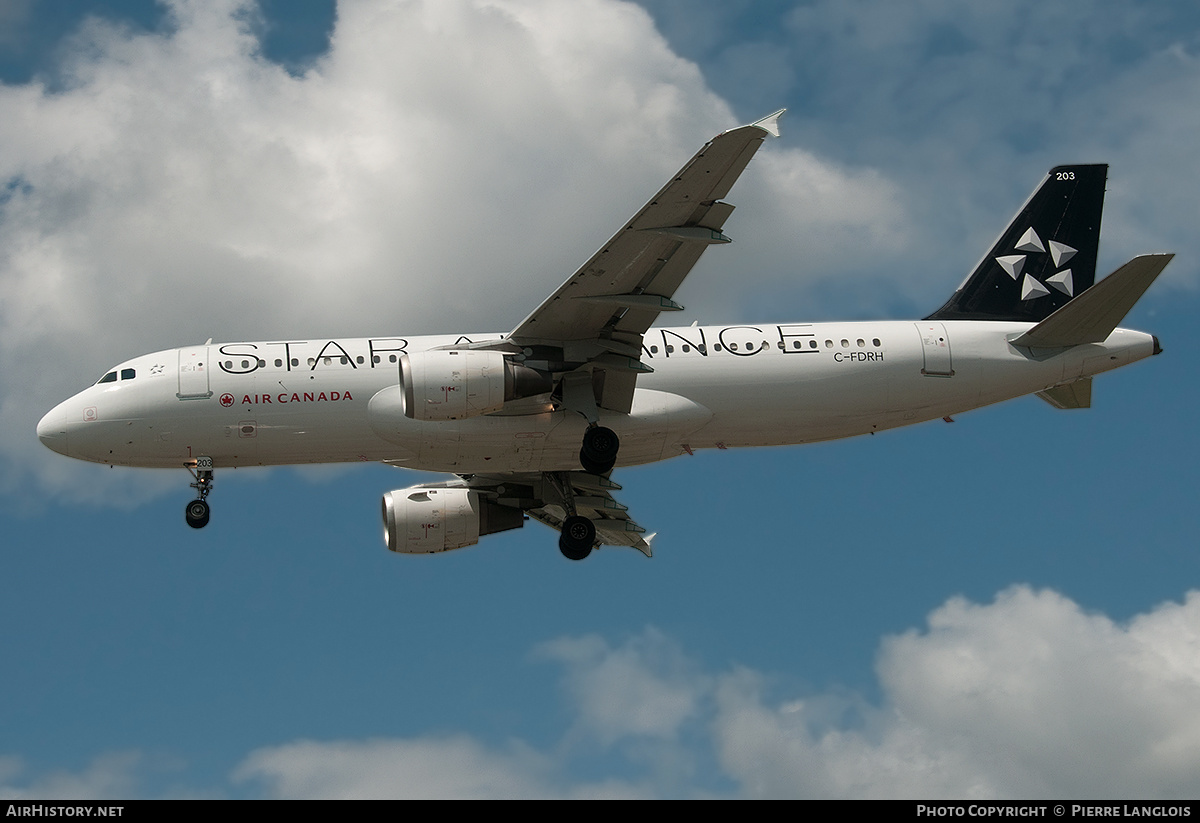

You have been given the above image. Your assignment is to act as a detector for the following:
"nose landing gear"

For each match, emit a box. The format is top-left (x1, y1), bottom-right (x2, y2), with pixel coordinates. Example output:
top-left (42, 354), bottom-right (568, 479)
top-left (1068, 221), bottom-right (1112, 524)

top-left (185, 498), bottom-right (210, 529)
top-left (185, 457), bottom-right (214, 529)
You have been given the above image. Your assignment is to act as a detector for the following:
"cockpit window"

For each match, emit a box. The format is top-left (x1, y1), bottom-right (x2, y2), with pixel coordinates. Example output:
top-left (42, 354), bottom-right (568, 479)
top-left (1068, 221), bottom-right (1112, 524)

top-left (97, 371), bottom-right (117, 384)
top-left (121, 368), bottom-right (136, 380)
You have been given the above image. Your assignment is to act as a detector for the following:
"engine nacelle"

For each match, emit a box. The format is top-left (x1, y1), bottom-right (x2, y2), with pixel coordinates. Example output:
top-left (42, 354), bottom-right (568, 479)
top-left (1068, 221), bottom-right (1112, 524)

top-left (400, 349), bottom-right (549, 421)
top-left (382, 486), bottom-right (524, 554)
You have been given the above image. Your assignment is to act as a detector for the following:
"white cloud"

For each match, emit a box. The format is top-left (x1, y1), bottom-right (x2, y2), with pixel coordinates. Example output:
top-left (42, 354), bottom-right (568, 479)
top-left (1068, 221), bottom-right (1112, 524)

top-left (4, 587), bottom-right (1199, 798)
top-left (537, 627), bottom-right (704, 746)
top-left (1, 0), bottom-right (900, 503)
top-left (235, 736), bottom-right (562, 799)
top-left (227, 587), bottom-right (1200, 798)
top-left (713, 586), bottom-right (1200, 798)
top-left (875, 587), bottom-right (1200, 797)
top-left (0, 752), bottom-right (142, 800)
top-left (642, 0), bottom-right (1200, 308)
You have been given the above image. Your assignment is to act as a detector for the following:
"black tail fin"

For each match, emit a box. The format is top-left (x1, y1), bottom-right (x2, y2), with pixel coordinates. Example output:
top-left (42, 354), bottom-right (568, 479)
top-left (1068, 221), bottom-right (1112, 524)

top-left (927, 164), bottom-right (1107, 322)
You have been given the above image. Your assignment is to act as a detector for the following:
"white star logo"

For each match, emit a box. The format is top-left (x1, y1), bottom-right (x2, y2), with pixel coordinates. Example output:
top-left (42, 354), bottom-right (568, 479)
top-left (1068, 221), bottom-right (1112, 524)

top-left (995, 230), bottom-right (1077, 300)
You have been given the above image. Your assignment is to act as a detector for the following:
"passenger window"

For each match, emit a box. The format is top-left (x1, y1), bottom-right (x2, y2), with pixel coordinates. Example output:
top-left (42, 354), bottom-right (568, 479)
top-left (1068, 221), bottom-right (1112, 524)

top-left (97, 371), bottom-right (117, 384)
top-left (120, 368), bottom-right (135, 380)
top-left (275, 359), bottom-right (283, 367)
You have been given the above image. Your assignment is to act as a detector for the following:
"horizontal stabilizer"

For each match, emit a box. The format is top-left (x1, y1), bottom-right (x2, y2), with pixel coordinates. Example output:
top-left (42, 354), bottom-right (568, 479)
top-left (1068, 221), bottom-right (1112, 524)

top-left (1011, 254), bottom-right (1173, 349)
top-left (1037, 377), bottom-right (1092, 409)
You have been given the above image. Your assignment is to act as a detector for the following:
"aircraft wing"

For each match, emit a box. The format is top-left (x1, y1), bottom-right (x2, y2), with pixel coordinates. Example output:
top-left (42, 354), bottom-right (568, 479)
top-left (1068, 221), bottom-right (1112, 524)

top-left (504, 110), bottom-right (784, 413)
top-left (526, 471), bottom-right (653, 557)
top-left (461, 471), bottom-right (655, 556)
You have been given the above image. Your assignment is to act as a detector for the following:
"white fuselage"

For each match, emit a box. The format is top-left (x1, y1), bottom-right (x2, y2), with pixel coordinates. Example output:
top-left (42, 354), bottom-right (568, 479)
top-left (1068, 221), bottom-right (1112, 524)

top-left (36, 320), bottom-right (1157, 472)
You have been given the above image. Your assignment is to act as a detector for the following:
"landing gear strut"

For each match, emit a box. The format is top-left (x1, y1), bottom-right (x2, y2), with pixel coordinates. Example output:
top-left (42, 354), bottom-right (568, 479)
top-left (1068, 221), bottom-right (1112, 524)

top-left (545, 471), bottom-right (597, 561)
top-left (579, 425), bottom-right (619, 475)
top-left (185, 457), bottom-right (214, 529)
top-left (559, 515), bottom-right (596, 561)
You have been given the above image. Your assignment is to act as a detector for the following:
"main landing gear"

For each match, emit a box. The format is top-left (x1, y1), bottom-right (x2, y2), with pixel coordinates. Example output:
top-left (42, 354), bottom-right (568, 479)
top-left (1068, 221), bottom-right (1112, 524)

top-left (545, 470), bottom-right (599, 561)
top-left (553, 422), bottom-right (620, 558)
top-left (579, 425), bottom-right (619, 475)
top-left (185, 457), bottom-right (214, 529)
top-left (559, 515), bottom-right (596, 561)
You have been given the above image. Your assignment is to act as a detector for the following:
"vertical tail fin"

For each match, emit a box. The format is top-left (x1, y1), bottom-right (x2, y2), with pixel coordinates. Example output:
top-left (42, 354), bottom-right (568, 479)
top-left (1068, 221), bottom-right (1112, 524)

top-left (927, 164), bottom-right (1107, 322)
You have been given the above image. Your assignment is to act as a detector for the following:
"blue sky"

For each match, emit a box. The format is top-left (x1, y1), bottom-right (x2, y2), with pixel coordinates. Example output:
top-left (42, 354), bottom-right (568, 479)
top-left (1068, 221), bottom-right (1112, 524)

top-left (1, 0), bottom-right (1198, 799)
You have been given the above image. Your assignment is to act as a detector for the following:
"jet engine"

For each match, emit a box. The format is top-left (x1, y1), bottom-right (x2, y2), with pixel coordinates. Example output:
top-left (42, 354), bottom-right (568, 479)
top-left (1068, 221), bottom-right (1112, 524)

top-left (382, 486), bottom-right (524, 553)
top-left (400, 350), bottom-right (550, 421)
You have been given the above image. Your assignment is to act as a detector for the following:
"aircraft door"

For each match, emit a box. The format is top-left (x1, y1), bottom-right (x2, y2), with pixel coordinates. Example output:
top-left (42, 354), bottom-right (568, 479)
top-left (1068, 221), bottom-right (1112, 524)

top-left (915, 322), bottom-right (954, 376)
top-left (177, 347), bottom-right (212, 399)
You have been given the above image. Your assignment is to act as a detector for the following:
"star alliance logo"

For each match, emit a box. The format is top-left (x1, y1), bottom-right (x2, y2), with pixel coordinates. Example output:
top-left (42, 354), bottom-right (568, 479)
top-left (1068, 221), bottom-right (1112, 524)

top-left (995, 227), bottom-right (1076, 300)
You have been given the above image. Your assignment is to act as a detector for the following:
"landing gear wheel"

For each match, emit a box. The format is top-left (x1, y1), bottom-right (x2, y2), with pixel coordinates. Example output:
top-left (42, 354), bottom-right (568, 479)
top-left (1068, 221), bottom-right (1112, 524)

top-left (580, 426), bottom-right (619, 475)
top-left (185, 499), bottom-right (210, 529)
top-left (185, 457), bottom-right (214, 529)
top-left (579, 449), bottom-right (613, 476)
top-left (559, 515), bottom-right (596, 561)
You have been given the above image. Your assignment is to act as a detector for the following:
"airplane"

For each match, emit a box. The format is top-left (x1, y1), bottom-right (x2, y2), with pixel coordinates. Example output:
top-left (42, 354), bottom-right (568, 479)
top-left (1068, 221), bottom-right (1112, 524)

top-left (36, 109), bottom-right (1172, 561)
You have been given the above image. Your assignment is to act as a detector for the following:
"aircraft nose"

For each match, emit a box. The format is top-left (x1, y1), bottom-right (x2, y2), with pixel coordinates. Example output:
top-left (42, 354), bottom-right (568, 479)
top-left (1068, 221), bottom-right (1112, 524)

top-left (37, 406), bottom-right (70, 456)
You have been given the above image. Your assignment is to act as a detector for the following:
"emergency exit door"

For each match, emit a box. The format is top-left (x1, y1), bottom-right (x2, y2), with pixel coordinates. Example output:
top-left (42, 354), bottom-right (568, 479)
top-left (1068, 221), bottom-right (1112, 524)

top-left (916, 323), bottom-right (954, 376)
